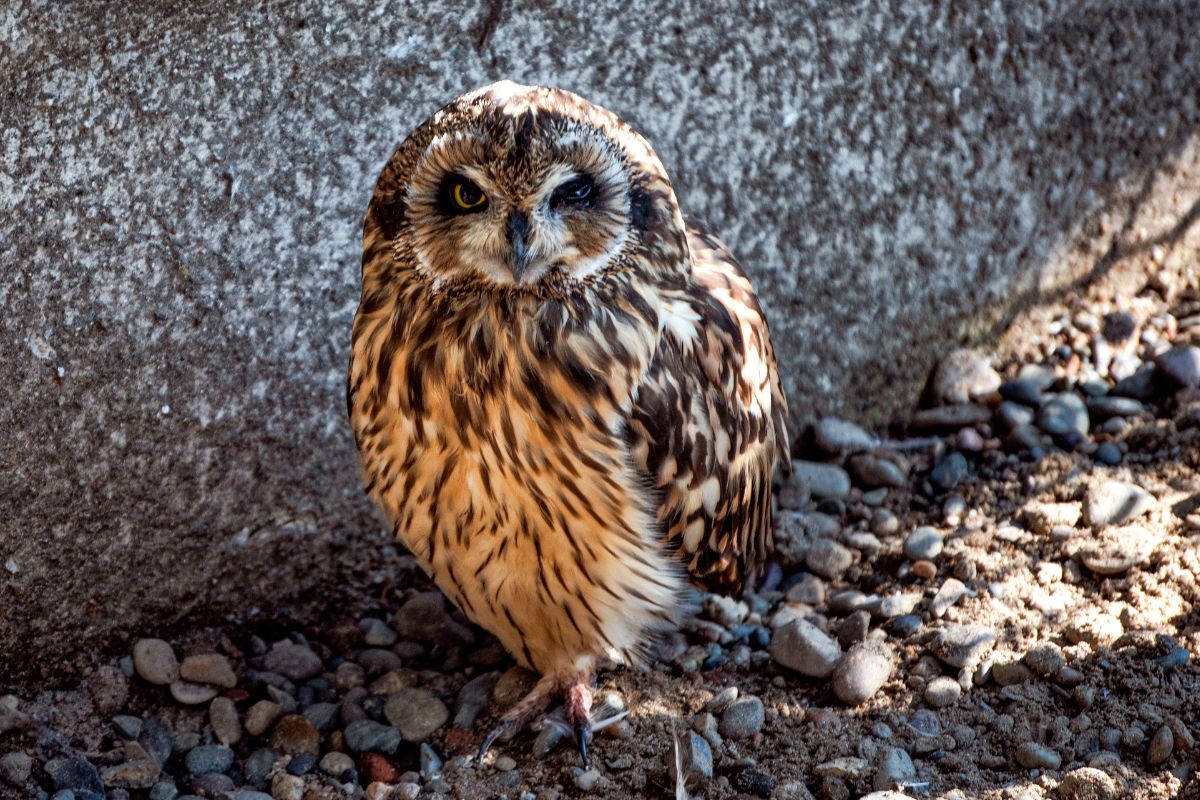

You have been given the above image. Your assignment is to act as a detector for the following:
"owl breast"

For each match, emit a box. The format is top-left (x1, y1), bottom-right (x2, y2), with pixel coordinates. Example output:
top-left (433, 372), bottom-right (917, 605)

top-left (348, 273), bottom-right (684, 675)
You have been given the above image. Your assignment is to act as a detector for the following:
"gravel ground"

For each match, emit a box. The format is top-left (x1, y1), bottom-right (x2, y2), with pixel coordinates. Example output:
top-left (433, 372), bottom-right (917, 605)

top-left (1, 266), bottom-right (1198, 799)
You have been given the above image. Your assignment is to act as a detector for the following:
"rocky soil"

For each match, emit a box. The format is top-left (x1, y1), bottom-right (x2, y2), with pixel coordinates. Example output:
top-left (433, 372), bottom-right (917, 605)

top-left (1, 264), bottom-right (1198, 800)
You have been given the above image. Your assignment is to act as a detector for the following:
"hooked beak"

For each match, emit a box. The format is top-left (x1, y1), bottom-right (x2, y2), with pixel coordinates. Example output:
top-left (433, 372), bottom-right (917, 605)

top-left (506, 210), bottom-right (533, 282)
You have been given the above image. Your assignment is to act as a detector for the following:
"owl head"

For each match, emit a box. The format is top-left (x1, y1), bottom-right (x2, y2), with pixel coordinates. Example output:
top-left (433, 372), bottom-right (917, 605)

top-left (364, 82), bottom-right (687, 292)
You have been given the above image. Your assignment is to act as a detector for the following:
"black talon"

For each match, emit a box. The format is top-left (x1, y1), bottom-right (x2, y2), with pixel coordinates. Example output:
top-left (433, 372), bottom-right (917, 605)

top-left (477, 720), bottom-right (516, 764)
top-left (575, 717), bottom-right (593, 768)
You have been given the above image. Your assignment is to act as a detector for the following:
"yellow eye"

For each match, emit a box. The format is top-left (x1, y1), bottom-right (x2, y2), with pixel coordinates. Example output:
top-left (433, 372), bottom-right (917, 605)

top-left (452, 181), bottom-right (487, 210)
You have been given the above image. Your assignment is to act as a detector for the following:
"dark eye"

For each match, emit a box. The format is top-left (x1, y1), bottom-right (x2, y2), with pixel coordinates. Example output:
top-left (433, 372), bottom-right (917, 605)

top-left (441, 177), bottom-right (488, 213)
top-left (551, 174), bottom-right (595, 208)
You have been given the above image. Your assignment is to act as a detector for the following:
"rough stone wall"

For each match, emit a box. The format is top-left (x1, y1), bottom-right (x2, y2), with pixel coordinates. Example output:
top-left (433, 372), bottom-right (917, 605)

top-left (2, 0), bottom-right (1197, 685)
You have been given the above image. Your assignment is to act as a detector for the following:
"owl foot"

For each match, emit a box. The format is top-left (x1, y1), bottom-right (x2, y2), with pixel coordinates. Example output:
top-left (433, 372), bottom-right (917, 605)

top-left (476, 671), bottom-right (600, 766)
top-left (476, 672), bottom-right (557, 764)
top-left (565, 678), bottom-right (594, 767)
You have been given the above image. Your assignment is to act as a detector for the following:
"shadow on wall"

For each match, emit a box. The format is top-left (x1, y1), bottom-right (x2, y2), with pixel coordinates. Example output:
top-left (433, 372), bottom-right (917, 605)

top-left (745, 4), bottom-right (1200, 424)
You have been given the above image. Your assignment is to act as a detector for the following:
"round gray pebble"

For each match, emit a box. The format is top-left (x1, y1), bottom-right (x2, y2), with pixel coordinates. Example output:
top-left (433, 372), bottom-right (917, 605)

top-left (183, 745), bottom-right (234, 776)
top-left (384, 688), bottom-right (450, 742)
top-left (132, 639), bottom-right (179, 686)
top-left (718, 696), bottom-right (764, 739)
top-left (832, 645), bottom-right (892, 705)
top-left (903, 527), bottom-right (943, 562)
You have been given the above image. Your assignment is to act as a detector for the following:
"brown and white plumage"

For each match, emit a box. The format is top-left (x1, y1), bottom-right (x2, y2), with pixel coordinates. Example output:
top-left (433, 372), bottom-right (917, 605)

top-left (347, 82), bottom-right (788, 761)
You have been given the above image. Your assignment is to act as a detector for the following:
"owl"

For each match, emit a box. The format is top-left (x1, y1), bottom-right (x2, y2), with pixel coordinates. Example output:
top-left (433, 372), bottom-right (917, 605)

top-left (348, 81), bottom-right (789, 764)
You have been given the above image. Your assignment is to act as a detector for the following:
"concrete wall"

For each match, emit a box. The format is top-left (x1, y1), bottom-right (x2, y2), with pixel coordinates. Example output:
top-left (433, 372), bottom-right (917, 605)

top-left (2, 0), bottom-right (1197, 685)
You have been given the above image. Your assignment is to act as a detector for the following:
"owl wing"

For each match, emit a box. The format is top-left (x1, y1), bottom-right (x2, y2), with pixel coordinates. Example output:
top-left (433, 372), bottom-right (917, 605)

top-left (628, 218), bottom-right (791, 595)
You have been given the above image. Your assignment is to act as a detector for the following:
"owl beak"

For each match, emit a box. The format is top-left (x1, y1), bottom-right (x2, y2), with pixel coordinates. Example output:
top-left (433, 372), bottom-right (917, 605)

top-left (506, 210), bottom-right (533, 282)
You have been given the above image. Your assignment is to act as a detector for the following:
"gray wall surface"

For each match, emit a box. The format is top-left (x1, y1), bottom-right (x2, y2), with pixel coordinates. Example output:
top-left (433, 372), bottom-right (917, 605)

top-left (2, 0), bottom-right (1198, 685)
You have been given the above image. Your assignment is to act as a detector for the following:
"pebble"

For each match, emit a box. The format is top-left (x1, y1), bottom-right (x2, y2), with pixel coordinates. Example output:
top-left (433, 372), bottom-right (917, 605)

top-left (179, 654), bottom-right (236, 688)
top-left (903, 526), bottom-right (943, 562)
top-left (1037, 392), bottom-right (1089, 436)
top-left (930, 624), bottom-right (996, 668)
top-left (1023, 643), bottom-right (1065, 676)
top-left (149, 782), bottom-right (178, 800)
top-left (1083, 480), bottom-right (1156, 526)
top-left (132, 639), bottom-right (180, 686)
top-left (1005, 423), bottom-right (1043, 452)
top-left (870, 510), bottom-right (899, 536)
top-left (343, 719), bottom-right (402, 754)
top-left (359, 618), bottom-right (398, 647)
top-left (454, 672), bottom-right (499, 729)
top-left (1087, 396), bottom-right (1145, 419)
top-left (873, 747), bottom-right (916, 791)
top-left (669, 730), bottom-right (713, 788)
top-left (1057, 767), bottom-right (1119, 800)
top-left (931, 578), bottom-right (968, 618)
top-left (319, 751), bottom-right (354, 777)
top-left (785, 574), bottom-right (826, 605)
top-left (270, 714), bottom-right (320, 756)
top-left (805, 538), bottom-right (854, 580)
top-left (209, 697), bottom-right (242, 746)
top-left (1147, 725), bottom-right (1174, 765)
top-left (910, 404), bottom-right (991, 431)
top-left (1014, 743), bottom-right (1060, 770)
top-left (877, 592), bottom-right (919, 618)
top-left (924, 676), bottom-right (961, 708)
top-left (1112, 365), bottom-right (1159, 400)
top-left (168, 680), bottom-right (217, 706)
top-left (705, 686), bottom-right (739, 714)
top-left (1019, 363), bottom-right (1056, 388)
top-left (1095, 442), bottom-right (1123, 465)
top-left (718, 696), bottom-right (764, 738)
top-left (244, 700), bottom-right (283, 737)
top-left (271, 772), bottom-right (304, 800)
top-left (774, 780), bottom-right (816, 800)
top-left (303, 702), bottom-right (338, 733)
top-left (263, 641), bottom-right (323, 682)
top-left (929, 452), bottom-right (968, 493)
top-left (192, 774), bottom-right (234, 795)
top-left (995, 400), bottom-right (1036, 432)
top-left (886, 615), bottom-right (921, 638)
top-left (138, 720), bottom-right (172, 768)
top-left (532, 720), bottom-right (571, 758)
top-left (112, 715), bottom-right (143, 739)
top-left (932, 349), bottom-right (1001, 404)
top-left (1022, 501), bottom-right (1082, 535)
top-left (832, 645), bottom-right (892, 705)
top-left (183, 745), bottom-right (234, 776)
top-left (420, 746), bottom-right (443, 781)
top-left (225, 792), bottom-right (272, 800)
top-left (359, 752), bottom-right (400, 783)
top-left (836, 611), bottom-right (870, 648)
top-left (1156, 647), bottom-right (1191, 669)
top-left (0, 752), bottom-right (32, 786)
top-left (999, 379), bottom-right (1045, 407)
top-left (847, 455), bottom-right (907, 489)
top-left (737, 768), bottom-right (775, 798)
top-left (813, 417), bottom-right (876, 453)
top-left (574, 768), bottom-right (602, 791)
top-left (242, 749), bottom-right (277, 789)
top-left (1076, 531), bottom-right (1149, 575)
top-left (1155, 344), bottom-right (1200, 388)
top-left (791, 460), bottom-right (852, 499)
top-left (384, 688), bottom-right (450, 742)
top-left (991, 661), bottom-right (1033, 686)
top-left (769, 619), bottom-right (842, 677)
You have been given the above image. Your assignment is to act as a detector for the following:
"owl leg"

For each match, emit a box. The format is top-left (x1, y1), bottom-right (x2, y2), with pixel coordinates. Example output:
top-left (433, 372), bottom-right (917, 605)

top-left (476, 672), bottom-right (558, 763)
top-left (565, 676), bottom-right (595, 767)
